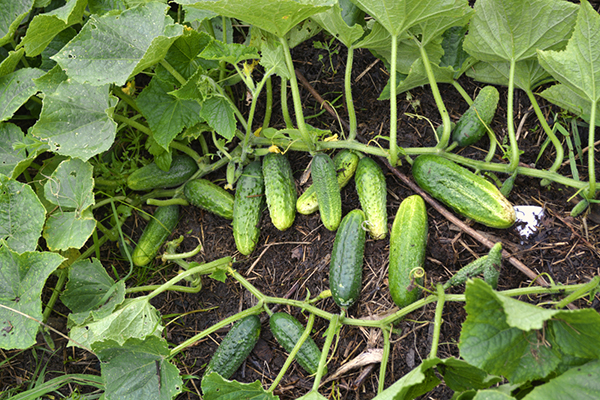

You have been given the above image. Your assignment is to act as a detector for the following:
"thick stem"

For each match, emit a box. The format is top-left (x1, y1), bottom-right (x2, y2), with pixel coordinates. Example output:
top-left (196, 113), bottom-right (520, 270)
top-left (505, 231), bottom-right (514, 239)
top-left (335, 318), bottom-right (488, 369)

top-left (429, 284), bottom-right (445, 359)
top-left (262, 76), bottom-right (273, 130)
top-left (345, 46), bottom-right (358, 141)
top-left (506, 58), bottom-right (520, 172)
top-left (378, 326), bottom-right (391, 394)
top-left (526, 89), bottom-right (564, 176)
top-left (311, 314), bottom-right (340, 391)
top-left (452, 80), bottom-right (473, 106)
top-left (389, 34), bottom-right (399, 166)
top-left (587, 100), bottom-right (597, 199)
top-left (281, 78), bottom-right (294, 129)
top-left (42, 268), bottom-right (68, 323)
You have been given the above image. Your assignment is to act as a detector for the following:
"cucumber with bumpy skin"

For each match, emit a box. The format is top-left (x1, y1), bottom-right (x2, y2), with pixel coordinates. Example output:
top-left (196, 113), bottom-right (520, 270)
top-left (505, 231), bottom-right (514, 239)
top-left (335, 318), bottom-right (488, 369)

top-left (355, 156), bottom-right (387, 239)
top-left (127, 154), bottom-right (198, 191)
top-left (311, 153), bottom-right (342, 231)
top-left (132, 205), bottom-right (180, 266)
top-left (263, 153), bottom-right (297, 231)
top-left (297, 150), bottom-right (359, 215)
top-left (184, 179), bottom-right (234, 220)
top-left (389, 195), bottom-right (428, 308)
top-left (451, 86), bottom-right (499, 147)
top-left (329, 209), bottom-right (366, 309)
top-left (269, 312), bottom-right (326, 375)
top-left (233, 161), bottom-right (265, 255)
top-left (205, 315), bottom-right (261, 379)
top-left (412, 155), bottom-right (516, 229)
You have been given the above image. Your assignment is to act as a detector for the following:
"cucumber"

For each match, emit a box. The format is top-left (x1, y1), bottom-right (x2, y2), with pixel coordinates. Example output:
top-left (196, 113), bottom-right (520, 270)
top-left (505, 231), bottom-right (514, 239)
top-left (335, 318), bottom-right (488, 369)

top-left (442, 242), bottom-right (502, 290)
top-left (127, 154), bottom-right (198, 191)
top-left (205, 315), bottom-right (261, 379)
top-left (262, 153), bottom-right (297, 231)
top-left (355, 157), bottom-right (388, 240)
top-left (184, 179), bottom-right (234, 220)
top-left (269, 312), bottom-right (325, 375)
top-left (297, 150), bottom-right (359, 215)
top-left (483, 242), bottom-right (502, 289)
top-left (389, 195), bottom-right (428, 309)
top-left (329, 209), bottom-right (366, 309)
top-left (311, 153), bottom-right (342, 231)
top-left (233, 161), bottom-right (265, 255)
top-left (451, 86), bottom-right (499, 147)
top-left (412, 155), bottom-right (516, 229)
top-left (132, 205), bottom-right (180, 266)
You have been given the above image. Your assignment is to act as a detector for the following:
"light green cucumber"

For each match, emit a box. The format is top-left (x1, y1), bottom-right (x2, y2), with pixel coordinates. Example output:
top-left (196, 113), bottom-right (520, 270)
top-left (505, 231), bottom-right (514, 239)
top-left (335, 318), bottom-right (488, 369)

top-left (184, 179), bottom-right (234, 220)
top-left (233, 161), bottom-right (265, 255)
top-left (132, 205), bottom-right (180, 266)
top-left (311, 153), bottom-right (342, 231)
top-left (263, 153), bottom-right (297, 231)
top-left (355, 157), bottom-right (387, 240)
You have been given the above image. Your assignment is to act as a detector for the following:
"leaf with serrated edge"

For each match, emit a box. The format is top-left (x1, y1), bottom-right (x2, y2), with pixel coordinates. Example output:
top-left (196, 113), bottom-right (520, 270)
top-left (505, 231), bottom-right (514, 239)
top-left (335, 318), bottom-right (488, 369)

top-left (43, 209), bottom-right (97, 251)
top-left (44, 158), bottom-right (94, 210)
top-left (0, 0), bottom-right (34, 47)
top-left (51, 3), bottom-right (183, 86)
top-left (0, 68), bottom-right (44, 122)
top-left (540, 84), bottom-right (600, 127)
top-left (200, 95), bottom-right (236, 141)
top-left (522, 360), bottom-right (600, 400)
top-left (372, 358), bottom-right (441, 399)
top-left (467, 60), bottom-right (552, 92)
top-left (201, 372), bottom-right (279, 400)
top-left (0, 174), bottom-right (46, 253)
top-left (0, 244), bottom-right (64, 349)
top-left (311, 4), bottom-right (364, 48)
top-left (0, 48), bottom-right (25, 77)
top-left (200, 40), bottom-right (259, 65)
top-left (93, 336), bottom-right (183, 400)
top-left (0, 123), bottom-right (27, 177)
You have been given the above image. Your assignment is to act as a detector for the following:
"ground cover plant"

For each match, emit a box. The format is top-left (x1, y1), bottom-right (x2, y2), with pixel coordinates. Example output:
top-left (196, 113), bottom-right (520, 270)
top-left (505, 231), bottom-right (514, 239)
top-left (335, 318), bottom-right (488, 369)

top-left (1, 0), bottom-right (600, 399)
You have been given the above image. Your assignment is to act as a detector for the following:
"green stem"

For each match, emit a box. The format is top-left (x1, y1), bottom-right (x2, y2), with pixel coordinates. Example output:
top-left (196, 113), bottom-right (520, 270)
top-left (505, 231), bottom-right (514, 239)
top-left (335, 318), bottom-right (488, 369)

top-left (112, 86), bottom-right (142, 113)
top-left (241, 70), bottom-right (273, 162)
top-left (429, 284), bottom-right (445, 359)
top-left (126, 284), bottom-right (202, 294)
top-left (311, 314), bottom-right (340, 391)
top-left (93, 196), bottom-right (130, 210)
top-left (587, 100), bottom-right (597, 199)
top-left (555, 276), bottom-right (600, 309)
top-left (162, 242), bottom-right (203, 261)
top-left (262, 76), bottom-right (273, 131)
top-left (281, 78), bottom-right (294, 129)
top-left (112, 114), bottom-right (152, 136)
top-left (42, 268), bottom-right (68, 323)
top-left (228, 267), bottom-right (267, 303)
top-left (268, 313), bottom-right (316, 392)
top-left (169, 303), bottom-right (263, 357)
top-left (452, 80), bottom-right (473, 106)
top-left (170, 141), bottom-right (203, 163)
top-left (345, 46), bottom-right (358, 141)
top-left (506, 58), bottom-right (520, 172)
top-left (389, 34), bottom-right (399, 166)
top-left (160, 59), bottom-right (187, 86)
top-left (279, 36), bottom-right (314, 151)
top-left (378, 326), bottom-right (391, 394)
top-left (146, 198), bottom-right (189, 207)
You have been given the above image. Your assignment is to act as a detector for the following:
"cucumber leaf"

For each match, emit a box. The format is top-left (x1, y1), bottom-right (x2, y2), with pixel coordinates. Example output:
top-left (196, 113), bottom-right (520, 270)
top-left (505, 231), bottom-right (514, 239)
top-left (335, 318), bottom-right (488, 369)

top-left (0, 174), bottom-right (46, 253)
top-left (44, 158), bottom-right (94, 211)
top-left (296, 391), bottom-right (328, 400)
top-left (201, 372), bottom-right (280, 400)
top-left (0, 68), bottom-right (44, 122)
top-left (199, 94), bottom-right (236, 141)
top-left (51, 3), bottom-right (183, 86)
top-left (200, 40), bottom-right (260, 65)
top-left (467, 60), bottom-right (552, 92)
top-left (521, 360), bottom-right (600, 400)
top-left (371, 357), bottom-right (441, 400)
top-left (0, 243), bottom-right (64, 349)
top-left (0, 48), bottom-right (26, 77)
top-left (311, 4), bottom-right (365, 48)
top-left (437, 357), bottom-right (502, 392)
top-left (539, 84), bottom-right (600, 127)
top-left (43, 208), bottom-right (97, 251)
top-left (93, 336), bottom-right (183, 400)
top-left (0, 123), bottom-right (27, 178)
top-left (0, 0), bottom-right (34, 47)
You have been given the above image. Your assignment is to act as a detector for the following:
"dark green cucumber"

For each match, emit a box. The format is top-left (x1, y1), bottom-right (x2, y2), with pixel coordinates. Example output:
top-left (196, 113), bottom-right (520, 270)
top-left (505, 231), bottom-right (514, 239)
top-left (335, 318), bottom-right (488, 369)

top-left (329, 209), bottom-right (366, 309)
top-left (127, 154), bottom-right (198, 191)
top-left (297, 150), bottom-right (359, 215)
top-left (311, 153), bottom-right (342, 231)
top-left (184, 179), bottom-right (234, 220)
top-left (483, 242), bottom-right (502, 289)
top-left (355, 157), bottom-right (388, 240)
top-left (269, 312), bottom-right (325, 375)
top-left (451, 86), bottom-right (499, 147)
top-left (205, 315), bottom-right (261, 379)
top-left (132, 205), bottom-right (180, 266)
top-left (412, 155), bottom-right (516, 228)
top-left (389, 195), bottom-right (428, 308)
top-left (262, 153), bottom-right (297, 231)
top-left (443, 242), bottom-right (502, 290)
top-left (233, 161), bottom-right (265, 255)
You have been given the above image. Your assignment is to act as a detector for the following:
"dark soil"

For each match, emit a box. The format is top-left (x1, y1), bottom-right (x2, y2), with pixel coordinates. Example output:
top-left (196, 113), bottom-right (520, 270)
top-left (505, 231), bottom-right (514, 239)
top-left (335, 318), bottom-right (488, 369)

top-left (3, 30), bottom-right (600, 400)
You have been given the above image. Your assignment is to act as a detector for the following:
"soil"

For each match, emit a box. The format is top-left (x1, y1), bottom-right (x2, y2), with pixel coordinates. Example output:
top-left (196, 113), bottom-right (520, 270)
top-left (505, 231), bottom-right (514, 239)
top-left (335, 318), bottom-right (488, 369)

top-left (3, 29), bottom-right (600, 400)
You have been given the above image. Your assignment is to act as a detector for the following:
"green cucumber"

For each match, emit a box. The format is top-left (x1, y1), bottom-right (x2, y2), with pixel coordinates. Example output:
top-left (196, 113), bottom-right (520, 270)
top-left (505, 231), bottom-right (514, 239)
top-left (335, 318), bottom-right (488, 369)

top-left (412, 155), bottom-right (516, 229)
top-left (127, 154), bottom-right (198, 191)
top-left (233, 161), bottom-right (265, 255)
top-left (389, 195), bottom-right (428, 309)
top-left (269, 312), bottom-right (325, 375)
top-left (132, 205), bottom-right (180, 266)
top-left (184, 179), bottom-right (234, 220)
top-left (205, 315), bottom-right (261, 379)
top-left (311, 153), bottom-right (342, 231)
top-left (329, 209), bottom-right (366, 309)
top-left (443, 242), bottom-right (502, 290)
top-left (451, 86), bottom-right (499, 147)
top-left (355, 157), bottom-right (388, 240)
top-left (297, 150), bottom-right (359, 215)
top-left (262, 153), bottom-right (297, 231)
top-left (483, 242), bottom-right (502, 289)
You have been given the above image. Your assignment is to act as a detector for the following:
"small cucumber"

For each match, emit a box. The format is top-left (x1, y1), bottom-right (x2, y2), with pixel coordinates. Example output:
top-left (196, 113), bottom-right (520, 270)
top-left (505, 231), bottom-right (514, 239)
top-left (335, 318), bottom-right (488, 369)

top-left (233, 161), bottom-right (265, 255)
top-left (355, 157), bottom-right (388, 240)
top-left (389, 195), bottom-right (428, 309)
top-left (412, 155), bottom-right (516, 228)
top-left (184, 179), bottom-right (234, 220)
top-left (311, 153), bottom-right (342, 231)
top-left (297, 150), bottom-right (359, 215)
top-left (127, 154), bottom-right (198, 191)
top-left (443, 242), bottom-right (502, 290)
top-left (205, 315), bottom-right (261, 379)
top-left (132, 205), bottom-right (180, 266)
top-left (451, 86), bottom-right (499, 147)
top-left (269, 312), bottom-right (326, 375)
top-left (329, 209), bottom-right (366, 309)
top-left (262, 153), bottom-right (297, 231)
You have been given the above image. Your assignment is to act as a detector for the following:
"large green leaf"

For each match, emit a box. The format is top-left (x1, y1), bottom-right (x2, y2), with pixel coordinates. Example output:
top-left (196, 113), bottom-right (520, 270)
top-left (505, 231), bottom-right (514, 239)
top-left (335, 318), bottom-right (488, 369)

top-left (182, 0), bottom-right (333, 38)
top-left (200, 40), bottom-right (260, 65)
top-left (463, 0), bottom-right (578, 63)
top-left (93, 336), bottom-right (183, 400)
top-left (522, 360), bottom-right (600, 400)
top-left (199, 94), bottom-right (236, 141)
top-left (0, 68), bottom-right (44, 122)
top-left (51, 3), bottom-right (183, 86)
top-left (466, 60), bottom-right (552, 92)
top-left (44, 158), bottom-right (94, 211)
top-left (43, 208), bottom-right (97, 251)
top-left (538, 0), bottom-right (600, 104)
top-left (407, 1), bottom-right (472, 47)
top-left (0, 174), bottom-right (46, 253)
top-left (371, 358), bottom-right (441, 399)
top-left (0, 123), bottom-right (27, 178)
top-left (0, 48), bottom-right (25, 77)
top-left (201, 372), bottom-right (280, 400)
top-left (137, 76), bottom-right (203, 150)
top-left (155, 29), bottom-right (213, 84)
top-left (311, 4), bottom-right (365, 48)
top-left (0, 0), bottom-right (34, 47)
top-left (437, 357), bottom-right (502, 392)
top-left (540, 84), bottom-right (600, 127)
top-left (20, 0), bottom-right (87, 57)
top-left (0, 244), bottom-right (64, 349)
top-left (31, 78), bottom-right (117, 161)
